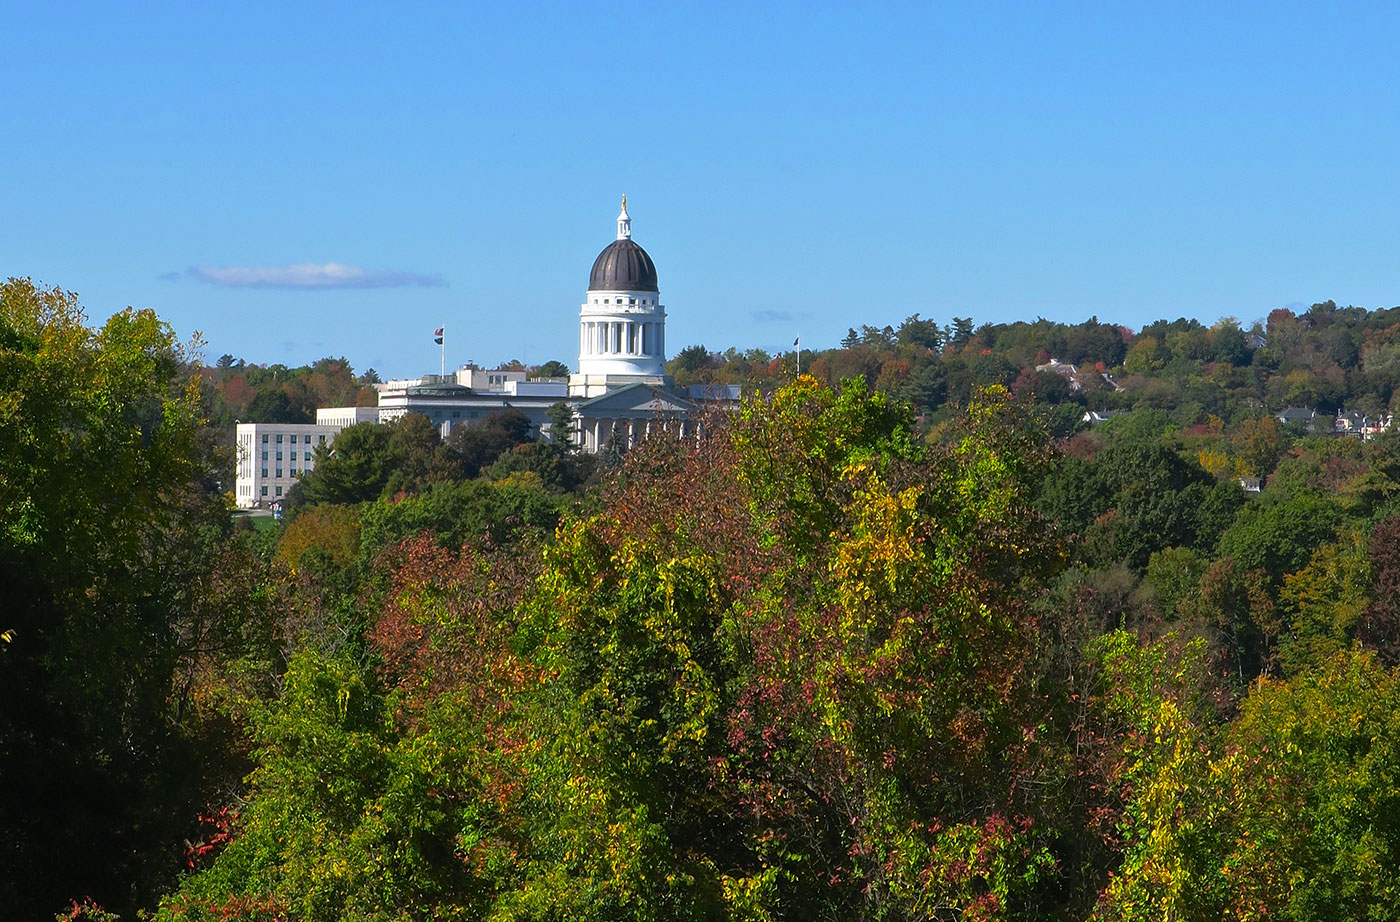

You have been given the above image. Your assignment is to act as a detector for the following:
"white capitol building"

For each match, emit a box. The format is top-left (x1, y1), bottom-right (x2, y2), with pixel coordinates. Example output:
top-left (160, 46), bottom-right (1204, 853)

top-left (234, 199), bottom-right (735, 508)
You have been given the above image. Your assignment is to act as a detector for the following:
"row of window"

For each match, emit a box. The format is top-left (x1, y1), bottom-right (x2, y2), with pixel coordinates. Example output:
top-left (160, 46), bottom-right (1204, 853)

top-left (261, 433), bottom-right (328, 445)
top-left (260, 486), bottom-right (283, 497)
top-left (592, 297), bottom-right (655, 306)
top-left (261, 450), bottom-right (308, 460)
top-left (260, 466), bottom-right (308, 478)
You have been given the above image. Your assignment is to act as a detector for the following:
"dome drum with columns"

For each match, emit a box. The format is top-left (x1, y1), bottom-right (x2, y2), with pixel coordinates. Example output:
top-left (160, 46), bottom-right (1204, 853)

top-left (569, 196), bottom-right (671, 395)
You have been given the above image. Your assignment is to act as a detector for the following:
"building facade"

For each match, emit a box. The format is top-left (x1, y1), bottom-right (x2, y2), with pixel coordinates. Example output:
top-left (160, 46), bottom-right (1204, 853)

top-left (234, 421), bottom-right (344, 508)
top-left (315, 406), bottom-right (379, 428)
top-left (375, 375), bottom-right (569, 440)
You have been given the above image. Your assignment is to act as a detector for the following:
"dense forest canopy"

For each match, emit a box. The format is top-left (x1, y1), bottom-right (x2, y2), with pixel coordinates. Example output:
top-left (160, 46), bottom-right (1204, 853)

top-left (6, 276), bottom-right (1400, 920)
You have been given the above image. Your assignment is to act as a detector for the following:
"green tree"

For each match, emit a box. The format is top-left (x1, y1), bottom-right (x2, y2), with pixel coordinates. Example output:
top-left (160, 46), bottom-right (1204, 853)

top-left (295, 421), bottom-right (394, 506)
top-left (896, 312), bottom-right (944, 350)
top-left (532, 359), bottom-right (570, 378)
top-left (669, 344), bottom-right (711, 375)
top-left (294, 413), bottom-right (456, 509)
top-left (1216, 491), bottom-right (1340, 583)
top-left (245, 387), bottom-right (310, 423)
top-left (1094, 636), bottom-right (1400, 921)
top-left (1277, 530), bottom-right (1371, 674)
top-left (545, 400), bottom-right (577, 449)
top-left (949, 316), bottom-right (974, 350)
top-left (447, 408), bottom-right (535, 479)
top-left (0, 279), bottom-right (219, 917)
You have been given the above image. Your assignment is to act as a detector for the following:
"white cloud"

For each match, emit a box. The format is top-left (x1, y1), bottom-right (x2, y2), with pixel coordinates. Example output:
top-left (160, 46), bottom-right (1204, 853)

top-left (187, 262), bottom-right (445, 290)
top-left (751, 309), bottom-right (793, 322)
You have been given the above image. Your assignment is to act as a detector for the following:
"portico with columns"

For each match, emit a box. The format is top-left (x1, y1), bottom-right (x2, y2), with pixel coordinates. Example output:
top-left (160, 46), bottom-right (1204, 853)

top-left (569, 382), bottom-right (698, 453)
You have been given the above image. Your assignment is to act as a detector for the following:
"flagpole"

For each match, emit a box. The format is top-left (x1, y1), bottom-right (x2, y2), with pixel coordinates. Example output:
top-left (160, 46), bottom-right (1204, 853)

top-left (795, 335), bottom-right (801, 377)
top-left (440, 324), bottom-right (445, 378)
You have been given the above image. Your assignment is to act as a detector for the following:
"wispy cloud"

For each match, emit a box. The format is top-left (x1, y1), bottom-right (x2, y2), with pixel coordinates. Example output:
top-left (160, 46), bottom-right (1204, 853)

top-left (751, 309), bottom-right (793, 323)
top-left (185, 262), bottom-right (446, 290)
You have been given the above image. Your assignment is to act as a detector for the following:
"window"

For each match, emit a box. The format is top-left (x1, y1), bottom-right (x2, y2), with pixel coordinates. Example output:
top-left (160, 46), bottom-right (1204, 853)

top-left (452, 411), bottom-right (460, 418)
top-left (290, 451), bottom-right (297, 461)
top-left (318, 435), bottom-right (326, 443)
top-left (261, 468), bottom-right (268, 478)
top-left (275, 468), bottom-right (282, 478)
top-left (261, 450), bottom-right (268, 461)
top-left (276, 434), bottom-right (283, 443)
top-left (275, 451), bottom-right (282, 460)
top-left (262, 434), bottom-right (268, 443)
top-left (261, 486), bottom-right (267, 496)
top-left (275, 486), bottom-right (282, 497)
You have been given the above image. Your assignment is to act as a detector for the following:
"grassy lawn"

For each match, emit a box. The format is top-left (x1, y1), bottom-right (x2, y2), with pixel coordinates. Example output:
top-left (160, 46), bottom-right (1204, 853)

top-left (232, 511), bottom-right (281, 536)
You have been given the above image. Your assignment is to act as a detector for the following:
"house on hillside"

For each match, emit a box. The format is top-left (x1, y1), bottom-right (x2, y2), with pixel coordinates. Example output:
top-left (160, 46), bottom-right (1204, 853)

top-left (1275, 407), bottom-right (1318, 429)
top-left (1335, 410), bottom-right (1368, 436)
top-left (1362, 414), bottom-right (1395, 441)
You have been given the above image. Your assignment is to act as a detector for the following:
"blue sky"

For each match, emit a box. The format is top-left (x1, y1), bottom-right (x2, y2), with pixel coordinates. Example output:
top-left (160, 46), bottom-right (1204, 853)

top-left (5, 1), bottom-right (1399, 378)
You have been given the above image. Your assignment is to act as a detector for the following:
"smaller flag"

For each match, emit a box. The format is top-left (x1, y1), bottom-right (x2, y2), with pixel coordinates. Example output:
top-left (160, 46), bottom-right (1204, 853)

top-left (794, 336), bottom-right (800, 347)
top-left (434, 327), bottom-right (444, 345)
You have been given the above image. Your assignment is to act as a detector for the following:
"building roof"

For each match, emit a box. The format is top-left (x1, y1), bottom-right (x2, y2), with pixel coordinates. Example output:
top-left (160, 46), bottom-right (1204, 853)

top-left (589, 238), bottom-right (659, 292)
top-left (687, 384), bottom-right (742, 401)
top-left (573, 381), bottom-right (693, 414)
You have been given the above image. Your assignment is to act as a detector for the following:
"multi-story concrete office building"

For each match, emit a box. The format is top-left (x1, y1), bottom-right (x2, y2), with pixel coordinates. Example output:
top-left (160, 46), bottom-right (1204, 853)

top-left (234, 421), bottom-right (345, 509)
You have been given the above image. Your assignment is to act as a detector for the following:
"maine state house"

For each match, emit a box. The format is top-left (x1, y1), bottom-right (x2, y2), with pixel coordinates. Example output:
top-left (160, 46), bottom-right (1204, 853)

top-left (234, 198), bottom-right (736, 508)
